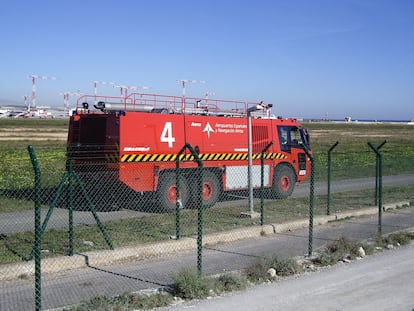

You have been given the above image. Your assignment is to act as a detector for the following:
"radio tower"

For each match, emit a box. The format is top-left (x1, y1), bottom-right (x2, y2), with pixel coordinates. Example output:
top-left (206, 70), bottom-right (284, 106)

top-left (22, 95), bottom-right (29, 111)
top-left (28, 75), bottom-right (57, 110)
top-left (60, 92), bottom-right (83, 111)
top-left (200, 91), bottom-right (215, 108)
top-left (92, 81), bottom-right (115, 104)
top-left (114, 84), bottom-right (149, 98)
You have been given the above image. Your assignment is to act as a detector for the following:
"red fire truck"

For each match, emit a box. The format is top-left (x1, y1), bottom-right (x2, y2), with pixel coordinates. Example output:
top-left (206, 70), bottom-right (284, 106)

top-left (67, 92), bottom-right (311, 211)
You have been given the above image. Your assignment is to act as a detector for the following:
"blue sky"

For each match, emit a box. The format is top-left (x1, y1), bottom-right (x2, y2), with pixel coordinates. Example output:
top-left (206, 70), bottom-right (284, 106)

top-left (1, 0), bottom-right (413, 120)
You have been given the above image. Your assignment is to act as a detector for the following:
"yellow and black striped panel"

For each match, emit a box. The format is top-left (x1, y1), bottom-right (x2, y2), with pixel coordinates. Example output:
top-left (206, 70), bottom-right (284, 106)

top-left (121, 152), bottom-right (287, 162)
top-left (105, 143), bottom-right (120, 163)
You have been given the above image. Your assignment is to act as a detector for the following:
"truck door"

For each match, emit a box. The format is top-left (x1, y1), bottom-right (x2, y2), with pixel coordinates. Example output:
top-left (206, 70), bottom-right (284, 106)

top-left (277, 125), bottom-right (308, 177)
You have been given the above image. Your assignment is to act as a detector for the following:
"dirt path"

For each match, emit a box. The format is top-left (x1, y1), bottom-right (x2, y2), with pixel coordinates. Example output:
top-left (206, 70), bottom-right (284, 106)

top-left (0, 127), bottom-right (67, 140)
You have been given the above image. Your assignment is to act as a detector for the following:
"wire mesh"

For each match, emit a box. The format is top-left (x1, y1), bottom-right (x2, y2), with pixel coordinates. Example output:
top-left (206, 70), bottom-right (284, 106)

top-left (1, 135), bottom-right (414, 309)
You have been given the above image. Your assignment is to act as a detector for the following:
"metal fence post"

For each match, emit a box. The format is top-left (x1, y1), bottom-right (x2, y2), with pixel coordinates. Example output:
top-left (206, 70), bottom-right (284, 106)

top-left (28, 145), bottom-right (42, 311)
top-left (368, 142), bottom-right (383, 234)
top-left (176, 143), bottom-right (204, 275)
top-left (375, 140), bottom-right (387, 206)
top-left (73, 172), bottom-right (114, 250)
top-left (327, 141), bottom-right (339, 215)
top-left (175, 155), bottom-right (182, 240)
top-left (260, 141), bottom-right (273, 226)
top-left (301, 144), bottom-right (315, 257)
top-left (68, 159), bottom-right (74, 256)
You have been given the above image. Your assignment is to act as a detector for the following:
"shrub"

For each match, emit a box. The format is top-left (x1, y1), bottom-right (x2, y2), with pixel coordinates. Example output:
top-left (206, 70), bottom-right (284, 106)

top-left (246, 255), bottom-right (301, 282)
top-left (172, 268), bottom-right (212, 300)
top-left (215, 273), bottom-right (248, 293)
top-left (313, 237), bottom-right (361, 266)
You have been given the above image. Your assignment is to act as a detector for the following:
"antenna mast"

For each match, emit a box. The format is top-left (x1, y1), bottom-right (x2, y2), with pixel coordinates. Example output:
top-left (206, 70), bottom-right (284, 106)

top-left (92, 81), bottom-right (115, 104)
top-left (176, 79), bottom-right (205, 111)
top-left (28, 74), bottom-right (57, 110)
top-left (60, 91), bottom-right (83, 111)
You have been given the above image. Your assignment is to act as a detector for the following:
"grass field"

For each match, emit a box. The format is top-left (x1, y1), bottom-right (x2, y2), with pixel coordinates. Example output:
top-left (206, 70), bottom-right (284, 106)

top-left (1, 118), bottom-right (413, 190)
top-left (1, 118), bottom-right (414, 209)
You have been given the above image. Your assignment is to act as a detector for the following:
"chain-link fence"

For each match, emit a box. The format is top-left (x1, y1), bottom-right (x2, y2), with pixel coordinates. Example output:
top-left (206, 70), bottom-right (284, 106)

top-left (1, 138), bottom-right (414, 310)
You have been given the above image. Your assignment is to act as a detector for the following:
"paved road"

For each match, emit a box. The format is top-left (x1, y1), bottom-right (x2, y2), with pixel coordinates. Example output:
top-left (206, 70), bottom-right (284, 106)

top-left (1, 208), bottom-right (414, 310)
top-left (165, 242), bottom-right (414, 311)
top-left (1, 174), bottom-right (414, 234)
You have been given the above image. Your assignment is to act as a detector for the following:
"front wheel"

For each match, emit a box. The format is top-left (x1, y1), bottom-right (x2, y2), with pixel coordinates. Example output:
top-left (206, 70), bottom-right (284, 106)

top-left (157, 172), bottom-right (189, 212)
top-left (271, 165), bottom-right (296, 199)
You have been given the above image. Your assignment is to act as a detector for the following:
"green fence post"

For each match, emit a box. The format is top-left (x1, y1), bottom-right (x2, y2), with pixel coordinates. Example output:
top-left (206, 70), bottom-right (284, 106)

top-left (301, 144), bottom-right (315, 257)
top-left (68, 160), bottom-right (74, 256)
top-left (260, 141), bottom-right (273, 226)
top-left (176, 143), bottom-right (203, 274)
top-left (327, 141), bottom-right (339, 215)
top-left (73, 172), bottom-right (114, 250)
top-left (28, 145), bottom-right (42, 311)
top-left (368, 142), bottom-right (383, 235)
top-left (375, 140), bottom-right (387, 206)
top-left (27, 171), bottom-right (68, 261)
top-left (175, 149), bottom-right (183, 240)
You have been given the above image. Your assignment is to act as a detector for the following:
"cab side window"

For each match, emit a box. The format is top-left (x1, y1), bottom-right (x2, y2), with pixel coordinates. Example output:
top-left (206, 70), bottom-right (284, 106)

top-left (278, 126), bottom-right (290, 152)
top-left (278, 126), bottom-right (302, 152)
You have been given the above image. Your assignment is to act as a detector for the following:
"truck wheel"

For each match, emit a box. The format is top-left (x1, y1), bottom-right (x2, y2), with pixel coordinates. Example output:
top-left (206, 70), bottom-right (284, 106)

top-left (200, 170), bottom-right (221, 208)
top-left (272, 165), bottom-right (296, 199)
top-left (157, 172), bottom-right (189, 212)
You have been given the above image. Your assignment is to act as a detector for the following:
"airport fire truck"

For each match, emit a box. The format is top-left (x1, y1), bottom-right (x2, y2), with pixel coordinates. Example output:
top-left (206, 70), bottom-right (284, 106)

top-left (67, 92), bottom-right (311, 211)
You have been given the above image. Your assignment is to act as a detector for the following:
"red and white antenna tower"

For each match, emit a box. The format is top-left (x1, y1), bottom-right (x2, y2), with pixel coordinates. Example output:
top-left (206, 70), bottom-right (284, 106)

top-left (114, 84), bottom-right (150, 98)
top-left (176, 79), bottom-right (206, 111)
top-left (92, 81), bottom-right (115, 104)
top-left (22, 95), bottom-right (29, 111)
top-left (60, 92), bottom-right (83, 111)
top-left (204, 91), bottom-right (215, 99)
top-left (201, 91), bottom-right (215, 108)
top-left (28, 74), bottom-right (57, 110)
top-left (114, 85), bottom-right (136, 98)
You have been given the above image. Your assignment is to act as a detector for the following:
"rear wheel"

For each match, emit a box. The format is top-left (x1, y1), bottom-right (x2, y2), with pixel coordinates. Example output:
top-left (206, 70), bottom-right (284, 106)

top-left (199, 170), bottom-right (221, 208)
top-left (272, 165), bottom-right (296, 199)
top-left (157, 172), bottom-right (189, 212)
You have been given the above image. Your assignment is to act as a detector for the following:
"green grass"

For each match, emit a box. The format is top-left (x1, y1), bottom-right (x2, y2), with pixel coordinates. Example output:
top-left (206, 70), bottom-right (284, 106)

top-left (67, 291), bottom-right (173, 310)
top-left (0, 118), bottom-right (69, 129)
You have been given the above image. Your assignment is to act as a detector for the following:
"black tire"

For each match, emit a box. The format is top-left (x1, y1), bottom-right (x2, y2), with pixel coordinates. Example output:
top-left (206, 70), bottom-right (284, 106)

top-left (271, 165), bottom-right (296, 199)
top-left (192, 170), bottom-right (221, 209)
top-left (157, 172), bottom-right (189, 212)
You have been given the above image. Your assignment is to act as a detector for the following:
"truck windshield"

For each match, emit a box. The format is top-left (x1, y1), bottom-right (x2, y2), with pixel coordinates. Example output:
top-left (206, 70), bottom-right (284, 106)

top-left (278, 126), bottom-right (310, 152)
